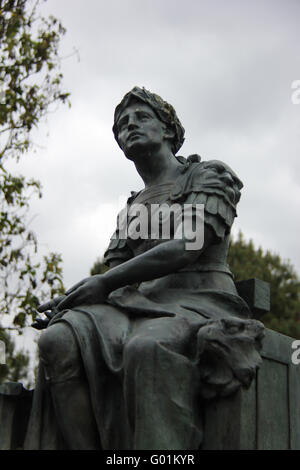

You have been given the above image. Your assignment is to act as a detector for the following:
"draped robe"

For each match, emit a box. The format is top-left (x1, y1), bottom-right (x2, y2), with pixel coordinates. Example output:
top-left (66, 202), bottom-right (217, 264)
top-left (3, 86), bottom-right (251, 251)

top-left (24, 156), bottom-right (264, 450)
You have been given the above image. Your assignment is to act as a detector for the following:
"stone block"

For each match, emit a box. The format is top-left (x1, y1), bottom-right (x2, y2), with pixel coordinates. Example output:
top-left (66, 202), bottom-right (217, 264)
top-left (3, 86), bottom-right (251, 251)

top-left (235, 278), bottom-right (270, 317)
top-left (0, 382), bottom-right (33, 450)
top-left (202, 328), bottom-right (300, 449)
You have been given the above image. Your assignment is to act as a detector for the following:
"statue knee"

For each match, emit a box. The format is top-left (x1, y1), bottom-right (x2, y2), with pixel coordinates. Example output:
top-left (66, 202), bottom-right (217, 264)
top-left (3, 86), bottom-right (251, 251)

top-left (38, 323), bottom-right (81, 382)
top-left (39, 323), bottom-right (74, 360)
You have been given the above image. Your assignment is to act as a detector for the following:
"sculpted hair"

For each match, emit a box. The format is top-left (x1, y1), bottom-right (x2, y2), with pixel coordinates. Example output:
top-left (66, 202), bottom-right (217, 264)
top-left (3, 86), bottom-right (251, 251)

top-left (113, 86), bottom-right (185, 154)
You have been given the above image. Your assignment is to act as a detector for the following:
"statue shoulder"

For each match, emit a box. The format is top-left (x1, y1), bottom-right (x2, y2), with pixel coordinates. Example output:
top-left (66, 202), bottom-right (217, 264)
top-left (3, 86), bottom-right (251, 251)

top-left (171, 156), bottom-right (243, 206)
top-left (200, 158), bottom-right (243, 187)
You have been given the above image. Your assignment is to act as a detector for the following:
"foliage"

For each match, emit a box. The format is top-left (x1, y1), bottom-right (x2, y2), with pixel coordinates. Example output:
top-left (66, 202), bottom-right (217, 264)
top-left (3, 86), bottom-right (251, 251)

top-left (0, 0), bottom-right (70, 384)
top-left (90, 257), bottom-right (108, 276)
top-left (228, 232), bottom-right (300, 339)
top-left (0, 328), bottom-right (29, 383)
top-left (0, 0), bottom-right (70, 159)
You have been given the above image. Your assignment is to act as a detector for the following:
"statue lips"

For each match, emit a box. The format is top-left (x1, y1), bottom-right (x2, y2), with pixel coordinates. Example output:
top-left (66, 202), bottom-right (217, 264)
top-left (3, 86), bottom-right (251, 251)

top-left (127, 132), bottom-right (144, 142)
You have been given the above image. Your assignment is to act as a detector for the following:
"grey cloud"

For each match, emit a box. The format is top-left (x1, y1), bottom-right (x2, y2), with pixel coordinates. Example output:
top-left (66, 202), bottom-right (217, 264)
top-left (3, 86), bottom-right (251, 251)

top-left (17, 0), bottom-right (300, 287)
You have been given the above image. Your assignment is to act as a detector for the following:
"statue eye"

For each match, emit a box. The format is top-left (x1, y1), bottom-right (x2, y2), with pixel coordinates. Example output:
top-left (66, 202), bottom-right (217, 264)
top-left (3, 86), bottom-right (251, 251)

top-left (117, 120), bottom-right (127, 132)
top-left (139, 113), bottom-right (151, 121)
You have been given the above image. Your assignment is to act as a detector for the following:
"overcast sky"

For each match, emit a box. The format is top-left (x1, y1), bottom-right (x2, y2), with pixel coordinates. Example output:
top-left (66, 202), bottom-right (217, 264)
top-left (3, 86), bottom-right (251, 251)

top-left (10, 0), bottom-right (300, 313)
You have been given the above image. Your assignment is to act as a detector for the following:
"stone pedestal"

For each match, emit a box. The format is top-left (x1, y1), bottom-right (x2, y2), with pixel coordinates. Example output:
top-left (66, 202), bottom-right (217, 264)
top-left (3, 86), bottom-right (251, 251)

top-left (202, 328), bottom-right (300, 450)
top-left (0, 382), bottom-right (33, 450)
top-left (1, 328), bottom-right (299, 450)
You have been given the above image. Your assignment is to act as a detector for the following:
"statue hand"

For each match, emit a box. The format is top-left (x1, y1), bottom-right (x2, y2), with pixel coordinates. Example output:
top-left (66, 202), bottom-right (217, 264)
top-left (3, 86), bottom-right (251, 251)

top-left (32, 295), bottom-right (67, 329)
top-left (37, 275), bottom-right (109, 313)
top-left (31, 317), bottom-right (51, 330)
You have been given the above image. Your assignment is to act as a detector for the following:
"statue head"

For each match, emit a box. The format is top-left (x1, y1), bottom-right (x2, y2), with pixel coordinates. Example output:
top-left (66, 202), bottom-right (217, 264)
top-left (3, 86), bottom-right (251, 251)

top-left (113, 87), bottom-right (185, 155)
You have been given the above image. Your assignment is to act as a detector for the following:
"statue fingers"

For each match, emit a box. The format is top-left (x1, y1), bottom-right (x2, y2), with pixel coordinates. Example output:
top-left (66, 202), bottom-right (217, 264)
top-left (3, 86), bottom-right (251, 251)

top-left (44, 310), bottom-right (55, 320)
top-left (31, 318), bottom-right (50, 330)
top-left (37, 299), bottom-right (56, 313)
top-left (65, 279), bottom-right (87, 296)
top-left (37, 295), bottom-right (66, 313)
top-left (56, 290), bottom-right (81, 311)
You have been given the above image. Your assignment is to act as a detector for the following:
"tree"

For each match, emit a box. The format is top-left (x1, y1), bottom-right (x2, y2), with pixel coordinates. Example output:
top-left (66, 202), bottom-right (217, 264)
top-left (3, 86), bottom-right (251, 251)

top-left (228, 232), bottom-right (300, 339)
top-left (90, 258), bottom-right (108, 276)
top-left (0, 0), bottom-right (70, 384)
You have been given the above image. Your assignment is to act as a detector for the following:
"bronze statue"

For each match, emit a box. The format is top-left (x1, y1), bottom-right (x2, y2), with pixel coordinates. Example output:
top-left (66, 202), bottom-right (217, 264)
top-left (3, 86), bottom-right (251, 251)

top-left (25, 87), bottom-right (264, 450)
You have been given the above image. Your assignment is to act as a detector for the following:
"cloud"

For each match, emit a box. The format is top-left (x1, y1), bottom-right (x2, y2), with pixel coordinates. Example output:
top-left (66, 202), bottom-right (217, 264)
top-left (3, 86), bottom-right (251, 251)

top-left (12, 0), bottom-right (300, 288)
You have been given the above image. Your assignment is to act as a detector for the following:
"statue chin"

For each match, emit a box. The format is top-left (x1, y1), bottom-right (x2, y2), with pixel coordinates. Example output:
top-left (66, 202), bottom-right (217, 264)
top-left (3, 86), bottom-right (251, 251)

top-left (123, 142), bottom-right (154, 161)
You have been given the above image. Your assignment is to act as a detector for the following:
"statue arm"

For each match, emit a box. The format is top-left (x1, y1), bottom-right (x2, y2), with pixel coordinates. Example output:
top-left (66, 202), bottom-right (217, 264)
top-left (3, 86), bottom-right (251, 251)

top-left (108, 259), bottom-right (127, 269)
top-left (37, 225), bottom-right (214, 314)
top-left (103, 225), bottom-right (214, 293)
top-left (102, 160), bottom-right (243, 292)
top-left (37, 162), bottom-right (241, 313)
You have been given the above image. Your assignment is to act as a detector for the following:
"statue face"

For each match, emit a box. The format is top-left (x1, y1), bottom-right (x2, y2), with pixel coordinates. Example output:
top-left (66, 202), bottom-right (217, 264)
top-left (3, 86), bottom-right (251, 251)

top-left (116, 102), bottom-right (167, 159)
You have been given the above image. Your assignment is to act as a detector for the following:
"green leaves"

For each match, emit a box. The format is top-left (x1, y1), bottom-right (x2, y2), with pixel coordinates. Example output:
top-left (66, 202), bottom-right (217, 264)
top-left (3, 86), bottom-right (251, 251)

top-left (0, 0), bottom-right (70, 152)
top-left (228, 232), bottom-right (300, 339)
top-left (90, 257), bottom-right (109, 276)
top-left (0, 0), bottom-right (69, 384)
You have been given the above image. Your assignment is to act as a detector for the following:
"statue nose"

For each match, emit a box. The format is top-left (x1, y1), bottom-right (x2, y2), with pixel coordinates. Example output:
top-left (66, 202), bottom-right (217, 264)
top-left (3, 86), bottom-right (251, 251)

top-left (127, 115), bottom-right (139, 129)
top-left (128, 122), bottom-right (138, 130)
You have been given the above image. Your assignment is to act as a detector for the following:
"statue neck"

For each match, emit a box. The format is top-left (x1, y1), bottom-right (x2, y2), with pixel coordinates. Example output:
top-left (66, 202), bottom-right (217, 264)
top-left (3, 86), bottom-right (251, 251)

top-left (133, 148), bottom-right (182, 188)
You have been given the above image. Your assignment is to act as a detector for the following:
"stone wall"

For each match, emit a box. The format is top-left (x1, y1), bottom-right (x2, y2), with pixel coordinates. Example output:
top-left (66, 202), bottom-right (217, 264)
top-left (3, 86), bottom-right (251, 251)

top-left (1, 328), bottom-right (299, 450)
top-left (202, 328), bottom-right (300, 449)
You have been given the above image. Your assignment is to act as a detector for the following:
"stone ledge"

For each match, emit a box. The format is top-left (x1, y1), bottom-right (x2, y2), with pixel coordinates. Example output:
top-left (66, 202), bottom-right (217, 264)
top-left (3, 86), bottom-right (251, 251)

top-left (202, 328), bottom-right (300, 450)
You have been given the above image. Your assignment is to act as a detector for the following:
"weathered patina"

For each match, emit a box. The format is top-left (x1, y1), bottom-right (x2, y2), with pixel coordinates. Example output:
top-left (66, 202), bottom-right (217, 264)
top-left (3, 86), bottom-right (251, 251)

top-left (24, 87), bottom-right (264, 450)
